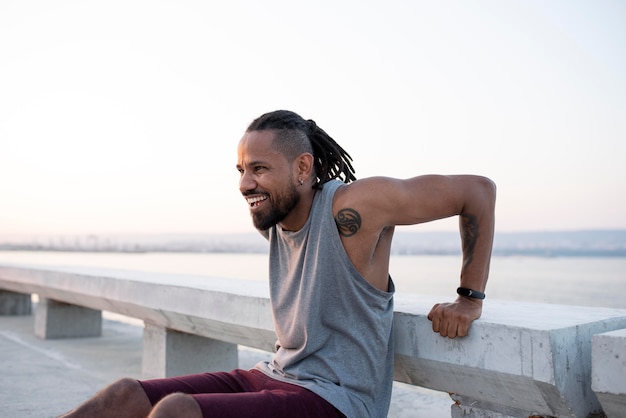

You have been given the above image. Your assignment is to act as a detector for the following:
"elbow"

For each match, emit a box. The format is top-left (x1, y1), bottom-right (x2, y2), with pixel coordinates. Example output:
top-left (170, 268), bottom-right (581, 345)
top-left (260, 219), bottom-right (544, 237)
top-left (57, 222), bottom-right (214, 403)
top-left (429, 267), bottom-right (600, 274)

top-left (474, 176), bottom-right (497, 209)
top-left (483, 176), bottom-right (497, 201)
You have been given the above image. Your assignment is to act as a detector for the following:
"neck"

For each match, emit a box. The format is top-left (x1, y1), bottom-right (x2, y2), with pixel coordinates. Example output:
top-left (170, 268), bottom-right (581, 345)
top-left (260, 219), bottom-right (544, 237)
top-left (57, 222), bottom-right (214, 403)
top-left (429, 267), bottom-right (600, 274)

top-left (278, 188), bottom-right (317, 232)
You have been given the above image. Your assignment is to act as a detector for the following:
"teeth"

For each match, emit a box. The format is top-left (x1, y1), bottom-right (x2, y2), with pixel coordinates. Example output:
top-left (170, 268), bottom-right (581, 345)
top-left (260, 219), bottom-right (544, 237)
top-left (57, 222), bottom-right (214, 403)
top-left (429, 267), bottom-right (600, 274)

top-left (246, 195), bottom-right (268, 206)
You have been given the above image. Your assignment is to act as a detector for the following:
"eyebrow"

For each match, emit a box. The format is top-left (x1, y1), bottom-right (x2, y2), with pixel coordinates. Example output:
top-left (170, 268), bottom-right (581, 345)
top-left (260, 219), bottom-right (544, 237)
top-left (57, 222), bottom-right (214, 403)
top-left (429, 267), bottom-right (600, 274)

top-left (236, 160), bottom-right (269, 170)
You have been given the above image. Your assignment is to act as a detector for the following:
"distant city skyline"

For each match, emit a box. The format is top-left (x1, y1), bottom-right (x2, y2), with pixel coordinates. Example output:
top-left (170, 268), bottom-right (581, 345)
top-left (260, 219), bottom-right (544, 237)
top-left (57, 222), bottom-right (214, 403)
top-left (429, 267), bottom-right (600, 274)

top-left (2, 230), bottom-right (625, 258)
top-left (1, 1), bottom-right (625, 236)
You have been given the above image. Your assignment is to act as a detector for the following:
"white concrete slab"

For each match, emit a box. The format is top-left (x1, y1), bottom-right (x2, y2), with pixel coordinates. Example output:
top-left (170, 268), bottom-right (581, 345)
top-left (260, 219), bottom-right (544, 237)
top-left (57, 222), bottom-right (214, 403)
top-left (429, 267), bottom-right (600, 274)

top-left (2, 264), bottom-right (626, 417)
top-left (0, 314), bottom-right (453, 418)
top-left (592, 328), bottom-right (626, 417)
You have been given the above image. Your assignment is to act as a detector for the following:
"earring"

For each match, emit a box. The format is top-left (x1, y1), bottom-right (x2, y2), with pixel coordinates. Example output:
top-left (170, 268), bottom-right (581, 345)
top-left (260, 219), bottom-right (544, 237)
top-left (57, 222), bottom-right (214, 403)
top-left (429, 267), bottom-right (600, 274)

top-left (299, 179), bottom-right (304, 185)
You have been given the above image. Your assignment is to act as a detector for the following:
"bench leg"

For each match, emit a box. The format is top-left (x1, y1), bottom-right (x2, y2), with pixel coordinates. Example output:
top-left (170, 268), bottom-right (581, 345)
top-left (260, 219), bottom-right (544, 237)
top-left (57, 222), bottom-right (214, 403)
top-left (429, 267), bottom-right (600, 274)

top-left (34, 298), bottom-right (102, 339)
top-left (592, 330), bottom-right (626, 417)
top-left (0, 290), bottom-right (32, 315)
top-left (142, 323), bottom-right (238, 379)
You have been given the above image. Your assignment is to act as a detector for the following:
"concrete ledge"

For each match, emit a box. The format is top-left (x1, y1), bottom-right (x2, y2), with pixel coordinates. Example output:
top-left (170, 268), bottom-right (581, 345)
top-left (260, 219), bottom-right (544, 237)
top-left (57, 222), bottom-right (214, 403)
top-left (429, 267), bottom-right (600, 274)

top-left (2, 263), bottom-right (626, 417)
top-left (393, 296), bottom-right (626, 417)
top-left (0, 265), bottom-right (276, 349)
top-left (592, 328), bottom-right (626, 417)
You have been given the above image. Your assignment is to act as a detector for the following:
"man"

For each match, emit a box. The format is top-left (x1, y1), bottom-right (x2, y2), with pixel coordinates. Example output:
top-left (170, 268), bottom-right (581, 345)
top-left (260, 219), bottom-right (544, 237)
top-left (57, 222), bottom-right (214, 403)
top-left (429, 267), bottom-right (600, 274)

top-left (60, 110), bottom-right (495, 418)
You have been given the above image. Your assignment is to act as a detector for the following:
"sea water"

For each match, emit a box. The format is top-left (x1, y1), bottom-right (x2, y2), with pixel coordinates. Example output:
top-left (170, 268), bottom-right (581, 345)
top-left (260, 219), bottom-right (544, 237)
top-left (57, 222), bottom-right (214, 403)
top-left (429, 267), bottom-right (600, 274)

top-left (0, 251), bottom-right (624, 309)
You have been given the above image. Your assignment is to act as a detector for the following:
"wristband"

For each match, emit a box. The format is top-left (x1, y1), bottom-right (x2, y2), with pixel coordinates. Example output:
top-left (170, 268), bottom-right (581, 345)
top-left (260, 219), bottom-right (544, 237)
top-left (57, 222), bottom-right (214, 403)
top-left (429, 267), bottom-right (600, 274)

top-left (457, 287), bottom-right (485, 300)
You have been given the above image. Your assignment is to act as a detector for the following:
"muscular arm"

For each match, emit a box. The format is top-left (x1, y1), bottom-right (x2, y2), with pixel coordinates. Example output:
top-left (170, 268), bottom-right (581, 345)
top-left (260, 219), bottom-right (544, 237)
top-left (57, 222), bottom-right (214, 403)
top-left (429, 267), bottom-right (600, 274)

top-left (335, 174), bottom-right (496, 338)
top-left (428, 178), bottom-right (495, 338)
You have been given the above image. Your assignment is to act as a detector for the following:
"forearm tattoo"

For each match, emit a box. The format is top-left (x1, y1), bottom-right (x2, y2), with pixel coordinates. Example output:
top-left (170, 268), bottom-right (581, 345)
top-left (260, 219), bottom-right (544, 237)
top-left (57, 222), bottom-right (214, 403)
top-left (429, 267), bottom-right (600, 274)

top-left (335, 208), bottom-right (361, 237)
top-left (461, 212), bottom-right (479, 267)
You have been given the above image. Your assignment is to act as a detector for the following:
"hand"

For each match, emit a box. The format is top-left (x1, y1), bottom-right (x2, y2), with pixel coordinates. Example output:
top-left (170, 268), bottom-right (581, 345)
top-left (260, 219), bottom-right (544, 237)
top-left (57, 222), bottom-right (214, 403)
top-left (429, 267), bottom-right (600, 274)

top-left (427, 296), bottom-right (483, 338)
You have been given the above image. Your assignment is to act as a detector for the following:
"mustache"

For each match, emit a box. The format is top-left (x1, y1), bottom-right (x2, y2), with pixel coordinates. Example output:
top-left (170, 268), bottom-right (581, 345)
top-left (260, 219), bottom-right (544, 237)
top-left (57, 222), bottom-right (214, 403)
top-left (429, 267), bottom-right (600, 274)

top-left (242, 190), bottom-right (269, 197)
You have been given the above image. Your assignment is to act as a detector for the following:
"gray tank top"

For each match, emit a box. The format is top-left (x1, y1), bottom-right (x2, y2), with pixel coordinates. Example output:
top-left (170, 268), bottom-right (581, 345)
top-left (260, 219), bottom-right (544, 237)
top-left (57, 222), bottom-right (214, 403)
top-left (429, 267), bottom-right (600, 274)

top-left (255, 179), bottom-right (395, 418)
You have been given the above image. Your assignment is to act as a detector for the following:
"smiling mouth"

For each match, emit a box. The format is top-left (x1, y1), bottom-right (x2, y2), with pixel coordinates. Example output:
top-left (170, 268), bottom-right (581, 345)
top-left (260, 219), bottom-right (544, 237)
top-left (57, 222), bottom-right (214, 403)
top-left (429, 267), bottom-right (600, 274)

top-left (246, 195), bottom-right (268, 208)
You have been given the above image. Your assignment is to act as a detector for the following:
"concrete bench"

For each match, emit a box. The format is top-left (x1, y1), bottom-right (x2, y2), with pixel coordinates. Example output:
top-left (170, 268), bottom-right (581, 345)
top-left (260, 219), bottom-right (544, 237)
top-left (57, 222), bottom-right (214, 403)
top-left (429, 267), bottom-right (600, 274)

top-left (1, 263), bottom-right (625, 417)
top-left (592, 328), bottom-right (626, 416)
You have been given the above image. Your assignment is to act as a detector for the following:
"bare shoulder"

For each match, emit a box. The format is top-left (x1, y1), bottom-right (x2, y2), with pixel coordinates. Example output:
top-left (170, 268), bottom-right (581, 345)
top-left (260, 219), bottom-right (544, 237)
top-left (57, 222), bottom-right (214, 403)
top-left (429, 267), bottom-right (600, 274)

top-left (333, 175), bottom-right (455, 210)
top-left (333, 175), bottom-right (495, 228)
top-left (333, 176), bottom-right (401, 206)
top-left (332, 177), bottom-right (407, 235)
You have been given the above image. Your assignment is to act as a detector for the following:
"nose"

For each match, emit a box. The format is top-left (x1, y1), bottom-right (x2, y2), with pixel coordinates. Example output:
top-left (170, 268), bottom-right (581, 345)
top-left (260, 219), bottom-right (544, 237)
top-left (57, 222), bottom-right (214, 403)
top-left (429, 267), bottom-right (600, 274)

top-left (239, 170), bottom-right (256, 194)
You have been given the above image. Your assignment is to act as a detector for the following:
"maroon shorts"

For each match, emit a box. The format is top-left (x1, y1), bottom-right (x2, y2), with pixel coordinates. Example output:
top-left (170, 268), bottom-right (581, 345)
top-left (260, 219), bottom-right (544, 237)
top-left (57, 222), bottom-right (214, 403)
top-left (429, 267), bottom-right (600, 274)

top-left (138, 369), bottom-right (345, 418)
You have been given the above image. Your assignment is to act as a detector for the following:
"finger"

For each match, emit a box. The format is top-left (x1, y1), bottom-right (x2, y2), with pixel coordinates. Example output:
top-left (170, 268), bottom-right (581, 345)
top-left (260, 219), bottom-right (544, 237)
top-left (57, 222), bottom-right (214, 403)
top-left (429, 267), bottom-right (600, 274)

top-left (442, 321), bottom-right (454, 338)
top-left (439, 316), bottom-right (453, 338)
top-left (438, 318), bottom-right (459, 339)
top-left (429, 308), bottom-right (442, 332)
top-left (427, 303), bottom-right (440, 321)
top-left (439, 324), bottom-right (447, 338)
top-left (457, 321), bottom-right (470, 338)
top-left (450, 322), bottom-right (460, 339)
top-left (430, 313), bottom-right (441, 333)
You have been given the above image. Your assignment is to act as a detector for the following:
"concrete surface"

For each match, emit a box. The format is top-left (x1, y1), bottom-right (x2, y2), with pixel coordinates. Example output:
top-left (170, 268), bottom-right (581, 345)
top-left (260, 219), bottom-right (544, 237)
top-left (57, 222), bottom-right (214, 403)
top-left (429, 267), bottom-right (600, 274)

top-left (3, 264), bottom-right (626, 416)
top-left (0, 313), bottom-right (453, 418)
top-left (141, 322), bottom-right (238, 379)
top-left (592, 328), bottom-right (626, 417)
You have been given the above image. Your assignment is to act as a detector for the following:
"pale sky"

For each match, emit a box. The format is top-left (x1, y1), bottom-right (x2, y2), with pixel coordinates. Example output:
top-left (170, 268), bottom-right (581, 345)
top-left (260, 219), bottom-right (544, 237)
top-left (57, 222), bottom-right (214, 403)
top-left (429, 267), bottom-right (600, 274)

top-left (1, 0), bottom-right (625, 237)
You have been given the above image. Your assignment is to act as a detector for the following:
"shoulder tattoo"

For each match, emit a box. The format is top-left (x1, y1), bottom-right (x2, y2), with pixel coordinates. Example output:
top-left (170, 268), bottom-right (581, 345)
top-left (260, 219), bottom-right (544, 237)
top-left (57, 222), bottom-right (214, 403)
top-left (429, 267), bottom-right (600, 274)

top-left (335, 208), bottom-right (362, 237)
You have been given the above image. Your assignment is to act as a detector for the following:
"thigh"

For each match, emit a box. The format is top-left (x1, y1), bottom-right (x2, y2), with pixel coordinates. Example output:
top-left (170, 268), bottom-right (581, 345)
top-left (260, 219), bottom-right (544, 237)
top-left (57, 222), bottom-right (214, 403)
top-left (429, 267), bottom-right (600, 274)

top-left (138, 369), bottom-right (256, 406)
top-left (140, 370), bottom-right (344, 418)
top-left (191, 382), bottom-right (345, 418)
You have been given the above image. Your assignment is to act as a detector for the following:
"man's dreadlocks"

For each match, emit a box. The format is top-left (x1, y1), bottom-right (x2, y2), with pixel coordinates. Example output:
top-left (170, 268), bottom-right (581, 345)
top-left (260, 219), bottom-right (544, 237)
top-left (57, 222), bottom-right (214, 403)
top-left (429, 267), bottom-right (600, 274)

top-left (246, 110), bottom-right (356, 188)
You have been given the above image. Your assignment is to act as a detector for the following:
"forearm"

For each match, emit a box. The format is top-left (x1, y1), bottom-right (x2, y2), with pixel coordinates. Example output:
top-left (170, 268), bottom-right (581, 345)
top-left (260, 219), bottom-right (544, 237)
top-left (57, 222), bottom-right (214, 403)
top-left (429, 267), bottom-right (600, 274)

top-left (457, 179), bottom-right (496, 295)
top-left (424, 176), bottom-right (495, 338)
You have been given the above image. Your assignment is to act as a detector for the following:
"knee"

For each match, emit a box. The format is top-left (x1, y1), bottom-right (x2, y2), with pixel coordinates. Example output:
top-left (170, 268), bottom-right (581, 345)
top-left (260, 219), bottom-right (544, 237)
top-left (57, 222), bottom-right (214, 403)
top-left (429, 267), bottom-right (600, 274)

top-left (107, 377), bottom-right (145, 399)
top-left (59, 377), bottom-right (150, 417)
top-left (149, 393), bottom-right (201, 418)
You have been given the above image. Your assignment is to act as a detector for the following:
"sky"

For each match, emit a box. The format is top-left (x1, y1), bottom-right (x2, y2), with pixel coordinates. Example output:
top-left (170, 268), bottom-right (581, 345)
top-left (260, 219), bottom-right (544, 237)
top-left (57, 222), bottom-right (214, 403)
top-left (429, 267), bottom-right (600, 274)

top-left (1, 0), bottom-right (625, 237)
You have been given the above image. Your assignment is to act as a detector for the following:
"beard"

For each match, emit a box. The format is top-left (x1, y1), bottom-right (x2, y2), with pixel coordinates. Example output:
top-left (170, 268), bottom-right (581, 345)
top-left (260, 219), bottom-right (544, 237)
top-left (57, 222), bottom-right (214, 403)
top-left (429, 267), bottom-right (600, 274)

top-left (250, 182), bottom-right (300, 231)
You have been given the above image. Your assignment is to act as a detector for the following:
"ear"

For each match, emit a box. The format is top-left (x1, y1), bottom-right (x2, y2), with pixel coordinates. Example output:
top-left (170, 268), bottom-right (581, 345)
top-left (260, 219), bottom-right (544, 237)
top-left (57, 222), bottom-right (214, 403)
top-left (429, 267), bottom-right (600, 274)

top-left (295, 152), bottom-right (314, 182)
